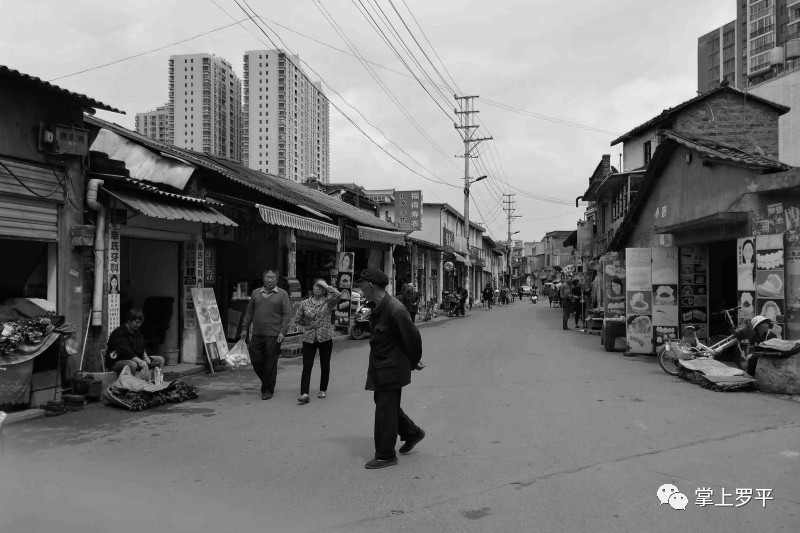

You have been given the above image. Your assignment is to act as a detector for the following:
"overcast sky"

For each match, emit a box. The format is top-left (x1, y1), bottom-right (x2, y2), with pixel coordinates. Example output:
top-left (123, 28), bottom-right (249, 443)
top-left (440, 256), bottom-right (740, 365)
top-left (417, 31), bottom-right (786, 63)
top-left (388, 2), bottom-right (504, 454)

top-left (1, 0), bottom-right (734, 242)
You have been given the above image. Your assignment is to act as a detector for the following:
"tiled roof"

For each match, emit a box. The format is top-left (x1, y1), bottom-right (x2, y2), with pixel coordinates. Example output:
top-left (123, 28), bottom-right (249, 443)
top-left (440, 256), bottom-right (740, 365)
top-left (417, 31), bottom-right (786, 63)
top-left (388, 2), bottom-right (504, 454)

top-left (84, 115), bottom-right (396, 230)
top-left (610, 85), bottom-right (789, 146)
top-left (663, 131), bottom-right (791, 170)
top-left (1, 65), bottom-right (123, 114)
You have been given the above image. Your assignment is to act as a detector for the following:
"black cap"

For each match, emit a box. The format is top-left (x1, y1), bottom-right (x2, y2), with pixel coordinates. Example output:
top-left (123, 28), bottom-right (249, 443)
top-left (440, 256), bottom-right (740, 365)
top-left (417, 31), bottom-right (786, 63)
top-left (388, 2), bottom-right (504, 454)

top-left (354, 268), bottom-right (389, 288)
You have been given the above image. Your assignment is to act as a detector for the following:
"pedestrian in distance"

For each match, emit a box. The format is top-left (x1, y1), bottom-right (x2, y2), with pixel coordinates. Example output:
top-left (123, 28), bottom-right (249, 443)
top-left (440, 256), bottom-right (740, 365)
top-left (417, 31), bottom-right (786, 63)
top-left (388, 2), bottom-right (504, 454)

top-left (399, 282), bottom-right (420, 323)
top-left (289, 279), bottom-right (341, 404)
top-left (571, 279), bottom-right (583, 328)
top-left (354, 268), bottom-right (425, 469)
top-left (458, 285), bottom-right (468, 316)
top-left (559, 280), bottom-right (574, 330)
top-left (482, 284), bottom-right (494, 310)
top-left (241, 268), bottom-right (291, 400)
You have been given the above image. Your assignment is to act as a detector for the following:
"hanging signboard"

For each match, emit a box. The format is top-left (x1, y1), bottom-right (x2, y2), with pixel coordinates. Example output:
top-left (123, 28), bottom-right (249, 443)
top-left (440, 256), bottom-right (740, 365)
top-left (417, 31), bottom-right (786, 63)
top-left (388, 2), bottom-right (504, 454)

top-left (679, 245), bottom-right (709, 341)
top-left (755, 233), bottom-right (785, 339)
top-left (191, 287), bottom-right (227, 368)
top-left (395, 190), bottom-right (422, 231)
top-left (737, 237), bottom-right (757, 325)
top-left (651, 247), bottom-right (679, 348)
top-left (334, 251), bottom-right (355, 331)
top-left (107, 225), bottom-right (121, 331)
top-left (626, 248), bottom-right (653, 354)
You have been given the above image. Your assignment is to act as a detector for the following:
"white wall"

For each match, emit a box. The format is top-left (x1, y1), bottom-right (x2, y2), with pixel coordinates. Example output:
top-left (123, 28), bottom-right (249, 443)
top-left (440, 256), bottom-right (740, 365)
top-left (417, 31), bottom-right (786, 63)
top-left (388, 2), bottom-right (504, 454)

top-left (750, 69), bottom-right (800, 166)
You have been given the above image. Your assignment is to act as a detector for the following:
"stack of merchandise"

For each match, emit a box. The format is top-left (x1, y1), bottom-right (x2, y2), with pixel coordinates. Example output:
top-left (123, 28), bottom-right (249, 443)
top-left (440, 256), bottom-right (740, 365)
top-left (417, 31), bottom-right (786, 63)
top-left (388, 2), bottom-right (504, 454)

top-left (62, 394), bottom-right (87, 412)
top-left (44, 399), bottom-right (66, 417)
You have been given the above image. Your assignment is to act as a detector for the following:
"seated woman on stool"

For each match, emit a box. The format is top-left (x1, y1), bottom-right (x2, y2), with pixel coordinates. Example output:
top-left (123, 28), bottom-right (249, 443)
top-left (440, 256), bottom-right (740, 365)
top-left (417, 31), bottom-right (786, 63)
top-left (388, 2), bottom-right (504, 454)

top-left (743, 315), bottom-right (778, 376)
top-left (106, 308), bottom-right (165, 376)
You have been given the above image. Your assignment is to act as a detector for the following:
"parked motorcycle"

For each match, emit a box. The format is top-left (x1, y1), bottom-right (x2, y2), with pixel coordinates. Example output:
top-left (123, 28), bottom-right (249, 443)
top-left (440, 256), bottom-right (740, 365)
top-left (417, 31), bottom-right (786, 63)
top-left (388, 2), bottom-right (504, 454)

top-left (531, 292), bottom-right (538, 304)
top-left (350, 300), bottom-right (374, 340)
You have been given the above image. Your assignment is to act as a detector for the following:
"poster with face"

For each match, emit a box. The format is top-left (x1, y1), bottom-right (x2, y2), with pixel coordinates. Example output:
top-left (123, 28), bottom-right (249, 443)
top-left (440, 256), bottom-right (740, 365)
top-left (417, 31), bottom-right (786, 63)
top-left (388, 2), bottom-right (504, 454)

top-left (336, 252), bottom-right (355, 330)
top-left (601, 261), bottom-right (626, 320)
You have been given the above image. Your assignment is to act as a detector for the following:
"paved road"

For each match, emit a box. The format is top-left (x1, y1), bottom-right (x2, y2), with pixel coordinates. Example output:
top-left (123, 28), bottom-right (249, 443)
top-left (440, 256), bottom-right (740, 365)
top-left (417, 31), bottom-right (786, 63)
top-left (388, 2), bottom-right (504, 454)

top-left (1, 301), bottom-right (799, 532)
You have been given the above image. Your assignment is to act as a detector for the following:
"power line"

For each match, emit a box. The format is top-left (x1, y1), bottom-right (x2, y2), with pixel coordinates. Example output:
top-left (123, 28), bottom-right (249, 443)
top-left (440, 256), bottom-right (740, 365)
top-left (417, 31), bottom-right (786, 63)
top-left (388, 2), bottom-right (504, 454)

top-left (482, 98), bottom-right (622, 136)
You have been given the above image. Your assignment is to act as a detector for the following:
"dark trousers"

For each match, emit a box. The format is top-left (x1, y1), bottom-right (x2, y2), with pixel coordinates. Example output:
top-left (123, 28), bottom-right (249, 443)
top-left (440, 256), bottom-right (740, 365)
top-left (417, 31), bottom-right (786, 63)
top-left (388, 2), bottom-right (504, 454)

top-left (562, 299), bottom-right (573, 328)
top-left (373, 388), bottom-right (421, 460)
top-left (458, 301), bottom-right (466, 316)
top-left (408, 310), bottom-right (417, 323)
top-left (300, 340), bottom-right (333, 395)
top-left (249, 335), bottom-right (280, 394)
top-left (573, 301), bottom-right (583, 326)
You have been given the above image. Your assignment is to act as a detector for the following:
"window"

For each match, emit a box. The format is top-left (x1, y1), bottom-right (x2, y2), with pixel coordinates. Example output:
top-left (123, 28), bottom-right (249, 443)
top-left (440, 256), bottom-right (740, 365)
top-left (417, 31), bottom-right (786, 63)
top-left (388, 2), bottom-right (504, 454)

top-left (643, 141), bottom-right (652, 165)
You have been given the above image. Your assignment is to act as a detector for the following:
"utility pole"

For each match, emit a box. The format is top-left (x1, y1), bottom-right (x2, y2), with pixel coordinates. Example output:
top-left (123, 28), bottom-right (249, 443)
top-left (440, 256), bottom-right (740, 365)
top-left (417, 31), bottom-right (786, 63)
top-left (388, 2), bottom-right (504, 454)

top-left (503, 193), bottom-right (522, 288)
top-left (455, 95), bottom-right (491, 301)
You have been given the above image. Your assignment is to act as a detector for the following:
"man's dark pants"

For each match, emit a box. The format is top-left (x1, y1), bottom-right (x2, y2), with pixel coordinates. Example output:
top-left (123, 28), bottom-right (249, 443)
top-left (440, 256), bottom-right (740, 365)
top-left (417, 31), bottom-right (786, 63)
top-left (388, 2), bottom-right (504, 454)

top-left (249, 335), bottom-right (280, 394)
top-left (408, 310), bottom-right (417, 323)
top-left (562, 299), bottom-right (573, 328)
top-left (373, 388), bottom-right (421, 460)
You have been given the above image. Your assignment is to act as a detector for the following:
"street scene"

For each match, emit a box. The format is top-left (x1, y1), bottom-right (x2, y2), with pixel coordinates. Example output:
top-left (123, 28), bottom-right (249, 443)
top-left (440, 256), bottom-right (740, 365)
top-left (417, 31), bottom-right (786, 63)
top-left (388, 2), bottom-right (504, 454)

top-left (2, 0), bottom-right (800, 531)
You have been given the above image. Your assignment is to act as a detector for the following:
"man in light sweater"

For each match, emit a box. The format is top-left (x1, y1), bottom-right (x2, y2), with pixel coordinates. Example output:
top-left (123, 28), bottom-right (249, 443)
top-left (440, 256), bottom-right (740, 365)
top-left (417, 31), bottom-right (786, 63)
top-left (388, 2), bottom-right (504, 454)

top-left (241, 268), bottom-right (291, 400)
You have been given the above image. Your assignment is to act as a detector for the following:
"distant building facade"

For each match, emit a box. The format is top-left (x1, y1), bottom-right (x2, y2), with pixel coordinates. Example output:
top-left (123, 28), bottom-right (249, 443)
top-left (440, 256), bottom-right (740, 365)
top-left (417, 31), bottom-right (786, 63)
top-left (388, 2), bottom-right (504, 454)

top-left (134, 104), bottom-right (169, 144)
top-left (242, 49), bottom-right (330, 183)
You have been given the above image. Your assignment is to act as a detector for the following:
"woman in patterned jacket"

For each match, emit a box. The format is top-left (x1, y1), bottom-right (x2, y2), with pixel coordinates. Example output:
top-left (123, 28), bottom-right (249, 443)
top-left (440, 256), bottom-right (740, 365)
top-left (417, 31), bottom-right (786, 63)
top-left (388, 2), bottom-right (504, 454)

top-left (290, 279), bottom-right (341, 404)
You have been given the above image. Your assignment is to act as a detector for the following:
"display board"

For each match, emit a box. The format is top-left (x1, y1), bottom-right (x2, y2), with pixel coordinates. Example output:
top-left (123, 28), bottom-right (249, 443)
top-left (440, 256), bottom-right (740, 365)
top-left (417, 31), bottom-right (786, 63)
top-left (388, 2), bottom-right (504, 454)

top-left (679, 245), bottom-right (709, 341)
top-left (334, 251), bottom-right (354, 330)
top-left (786, 230), bottom-right (800, 340)
top-left (626, 248), bottom-right (653, 354)
top-left (737, 237), bottom-right (757, 325)
top-left (191, 287), bottom-right (228, 367)
top-left (755, 234), bottom-right (785, 339)
top-left (107, 225), bottom-right (121, 331)
top-left (651, 247), bottom-right (679, 349)
top-left (601, 260), bottom-right (626, 321)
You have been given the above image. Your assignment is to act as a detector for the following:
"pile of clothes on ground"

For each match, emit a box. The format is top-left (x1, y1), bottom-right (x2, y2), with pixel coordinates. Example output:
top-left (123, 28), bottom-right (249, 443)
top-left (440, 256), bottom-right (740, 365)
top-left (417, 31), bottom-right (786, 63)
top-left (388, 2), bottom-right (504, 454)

top-left (103, 366), bottom-right (199, 411)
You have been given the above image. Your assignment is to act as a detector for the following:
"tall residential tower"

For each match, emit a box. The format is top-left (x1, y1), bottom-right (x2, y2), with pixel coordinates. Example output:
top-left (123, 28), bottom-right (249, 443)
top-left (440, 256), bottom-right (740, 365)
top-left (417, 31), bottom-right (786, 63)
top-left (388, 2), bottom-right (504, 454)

top-left (242, 49), bottom-right (330, 183)
top-left (166, 53), bottom-right (242, 160)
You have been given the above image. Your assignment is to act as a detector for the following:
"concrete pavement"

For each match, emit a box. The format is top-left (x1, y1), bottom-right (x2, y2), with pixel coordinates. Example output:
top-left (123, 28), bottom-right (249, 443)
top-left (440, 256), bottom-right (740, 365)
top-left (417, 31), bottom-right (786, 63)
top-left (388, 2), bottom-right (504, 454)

top-left (1, 300), bottom-right (798, 533)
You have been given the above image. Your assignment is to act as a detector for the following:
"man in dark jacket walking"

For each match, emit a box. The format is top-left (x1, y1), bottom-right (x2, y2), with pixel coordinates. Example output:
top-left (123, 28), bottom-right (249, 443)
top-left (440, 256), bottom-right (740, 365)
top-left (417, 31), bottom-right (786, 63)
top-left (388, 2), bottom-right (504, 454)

top-left (355, 268), bottom-right (425, 469)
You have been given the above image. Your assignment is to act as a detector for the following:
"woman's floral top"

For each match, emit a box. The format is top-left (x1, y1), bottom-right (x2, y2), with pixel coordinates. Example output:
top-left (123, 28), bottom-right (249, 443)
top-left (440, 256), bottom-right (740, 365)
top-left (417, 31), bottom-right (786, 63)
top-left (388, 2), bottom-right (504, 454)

top-left (290, 286), bottom-right (342, 343)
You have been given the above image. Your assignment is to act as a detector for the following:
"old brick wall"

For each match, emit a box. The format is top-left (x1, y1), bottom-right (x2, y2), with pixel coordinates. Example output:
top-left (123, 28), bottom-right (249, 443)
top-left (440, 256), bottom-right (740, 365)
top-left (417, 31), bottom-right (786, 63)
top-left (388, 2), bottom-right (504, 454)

top-left (675, 92), bottom-right (782, 160)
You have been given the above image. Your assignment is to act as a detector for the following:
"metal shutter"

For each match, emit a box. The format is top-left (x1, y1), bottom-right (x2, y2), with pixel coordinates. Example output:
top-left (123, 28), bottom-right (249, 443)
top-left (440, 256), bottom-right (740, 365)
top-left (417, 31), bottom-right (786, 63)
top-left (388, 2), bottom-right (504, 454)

top-left (0, 196), bottom-right (59, 241)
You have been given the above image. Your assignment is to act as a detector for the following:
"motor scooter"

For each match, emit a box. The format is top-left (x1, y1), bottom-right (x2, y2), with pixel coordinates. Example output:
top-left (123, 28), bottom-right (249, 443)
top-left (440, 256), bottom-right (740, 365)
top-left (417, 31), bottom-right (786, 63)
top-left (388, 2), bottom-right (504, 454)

top-left (350, 300), bottom-right (374, 340)
top-left (531, 291), bottom-right (538, 304)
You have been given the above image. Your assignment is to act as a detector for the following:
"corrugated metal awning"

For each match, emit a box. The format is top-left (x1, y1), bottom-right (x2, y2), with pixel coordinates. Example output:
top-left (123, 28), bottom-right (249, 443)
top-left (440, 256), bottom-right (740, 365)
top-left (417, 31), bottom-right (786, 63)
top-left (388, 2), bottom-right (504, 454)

top-left (258, 204), bottom-right (340, 240)
top-left (357, 225), bottom-right (406, 245)
top-left (104, 188), bottom-right (237, 226)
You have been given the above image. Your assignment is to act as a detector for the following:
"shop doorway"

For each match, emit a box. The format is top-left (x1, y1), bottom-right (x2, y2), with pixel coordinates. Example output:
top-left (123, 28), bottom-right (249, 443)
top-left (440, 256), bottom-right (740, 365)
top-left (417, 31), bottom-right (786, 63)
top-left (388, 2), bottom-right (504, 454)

top-left (707, 240), bottom-right (737, 336)
top-left (120, 238), bottom-right (180, 356)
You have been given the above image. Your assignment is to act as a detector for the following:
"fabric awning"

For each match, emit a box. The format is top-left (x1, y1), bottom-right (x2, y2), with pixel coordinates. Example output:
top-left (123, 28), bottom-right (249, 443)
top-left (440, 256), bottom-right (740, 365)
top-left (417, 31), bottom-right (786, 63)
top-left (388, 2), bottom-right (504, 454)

top-left (104, 188), bottom-right (237, 226)
top-left (258, 204), bottom-right (340, 240)
top-left (654, 212), bottom-right (748, 234)
top-left (357, 225), bottom-right (406, 245)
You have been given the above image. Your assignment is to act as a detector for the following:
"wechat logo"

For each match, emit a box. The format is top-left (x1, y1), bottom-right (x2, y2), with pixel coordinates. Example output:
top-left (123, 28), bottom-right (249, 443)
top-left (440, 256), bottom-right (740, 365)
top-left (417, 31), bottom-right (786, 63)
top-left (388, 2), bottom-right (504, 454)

top-left (657, 484), bottom-right (688, 510)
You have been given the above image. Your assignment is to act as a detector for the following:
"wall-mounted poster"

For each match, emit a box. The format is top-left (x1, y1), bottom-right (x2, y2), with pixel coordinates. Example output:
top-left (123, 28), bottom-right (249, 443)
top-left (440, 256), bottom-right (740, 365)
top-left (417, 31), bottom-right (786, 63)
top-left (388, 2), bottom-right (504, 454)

top-left (107, 225), bottom-right (121, 332)
top-left (626, 248), bottom-right (653, 354)
top-left (601, 261), bottom-right (626, 321)
top-left (786, 230), bottom-right (800, 340)
top-left (756, 233), bottom-right (785, 339)
top-left (191, 287), bottom-right (228, 368)
top-left (737, 237), bottom-right (757, 324)
top-left (651, 247), bottom-right (679, 347)
top-left (335, 251), bottom-right (355, 330)
top-left (679, 245), bottom-right (709, 341)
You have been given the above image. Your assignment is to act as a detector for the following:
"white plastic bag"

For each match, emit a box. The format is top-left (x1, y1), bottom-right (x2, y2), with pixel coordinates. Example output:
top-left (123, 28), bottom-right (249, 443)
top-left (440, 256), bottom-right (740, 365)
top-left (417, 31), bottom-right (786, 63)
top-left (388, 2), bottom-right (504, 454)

top-left (225, 339), bottom-right (251, 369)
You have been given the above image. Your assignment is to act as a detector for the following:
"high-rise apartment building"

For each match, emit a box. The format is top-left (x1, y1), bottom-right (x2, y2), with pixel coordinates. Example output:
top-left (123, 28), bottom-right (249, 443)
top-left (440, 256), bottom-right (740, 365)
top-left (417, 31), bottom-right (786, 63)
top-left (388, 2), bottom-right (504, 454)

top-left (242, 49), bottom-right (330, 183)
top-left (134, 104), bottom-right (169, 144)
top-left (698, 1), bottom-right (800, 93)
top-left (167, 53), bottom-right (242, 161)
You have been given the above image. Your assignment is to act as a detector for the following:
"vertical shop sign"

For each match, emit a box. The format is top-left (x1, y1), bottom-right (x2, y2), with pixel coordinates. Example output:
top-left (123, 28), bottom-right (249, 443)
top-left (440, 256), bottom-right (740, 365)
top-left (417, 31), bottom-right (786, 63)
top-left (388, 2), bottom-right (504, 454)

top-left (626, 248), bottom-right (653, 354)
top-left (785, 230), bottom-right (800, 340)
top-left (334, 251), bottom-right (355, 330)
top-left (679, 245), bottom-right (709, 340)
top-left (737, 237), bottom-right (757, 324)
top-left (183, 242), bottom-right (198, 331)
top-left (107, 225), bottom-right (121, 331)
top-left (191, 287), bottom-right (228, 367)
top-left (442, 228), bottom-right (455, 250)
top-left (601, 260), bottom-right (626, 320)
top-left (203, 246), bottom-right (216, 286)
top-left (395, 190), bottom-right (422, 230)
top-left (755, 234), bottom-right (785, 339)
top-left (651, 247), bottom-right (679, 348)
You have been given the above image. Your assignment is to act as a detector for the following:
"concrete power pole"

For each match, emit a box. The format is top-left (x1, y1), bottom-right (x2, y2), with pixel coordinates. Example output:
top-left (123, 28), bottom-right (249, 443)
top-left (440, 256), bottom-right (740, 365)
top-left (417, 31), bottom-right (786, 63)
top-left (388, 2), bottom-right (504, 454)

top-left (503, 193), bottom-right (522, 288)
top-left (455, 95), bottom-right (491, 300)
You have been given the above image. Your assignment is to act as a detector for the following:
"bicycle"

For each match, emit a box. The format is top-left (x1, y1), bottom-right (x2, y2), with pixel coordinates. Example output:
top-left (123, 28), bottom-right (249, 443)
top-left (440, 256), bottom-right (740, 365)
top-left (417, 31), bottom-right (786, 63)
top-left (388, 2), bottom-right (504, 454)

top-left (657, 306), bottom-right (751, 376)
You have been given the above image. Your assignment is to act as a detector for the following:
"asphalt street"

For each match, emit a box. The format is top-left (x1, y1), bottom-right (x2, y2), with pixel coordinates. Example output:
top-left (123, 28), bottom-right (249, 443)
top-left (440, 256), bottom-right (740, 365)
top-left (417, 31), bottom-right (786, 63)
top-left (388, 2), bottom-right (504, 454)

top-left (1, 300), bottom-right (798, 533)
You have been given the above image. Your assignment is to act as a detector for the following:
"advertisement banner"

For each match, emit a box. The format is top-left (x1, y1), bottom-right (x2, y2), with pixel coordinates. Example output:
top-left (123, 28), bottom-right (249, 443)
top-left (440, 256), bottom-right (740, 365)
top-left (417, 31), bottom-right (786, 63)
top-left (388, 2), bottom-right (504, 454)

top-left (626, 248), bottom-right (653, 354)
top-left (107, 225), bottom-right (121, 332)
top-left (601, 261), bottom-right (626, 320)
top-left (334, 252), bottom-right (355, 330)
top-left (395, 190), bottom-right (422, 231)
top-left (755, 233), bottom-right (785, 339)
top-left (737, 237), bottom-right (757, 324)
top-left (651, 247), bottom-right (679, 347)
top-left (679, 245), bottom-right (709, 341)
top-left (191, 287), bottom-right (228, 366)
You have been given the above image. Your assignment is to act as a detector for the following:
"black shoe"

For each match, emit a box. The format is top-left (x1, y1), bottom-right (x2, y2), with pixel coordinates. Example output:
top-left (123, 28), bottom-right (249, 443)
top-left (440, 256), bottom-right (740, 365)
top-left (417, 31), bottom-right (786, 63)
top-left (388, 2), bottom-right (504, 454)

top-left (365, 457), bottom-right (398, 469)
top-left (261, 392), bottom-right (273, 400)
top-left (399, 429), bottom-right (425, 454)
top-left (563, 326), bottom-right (569, 330)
